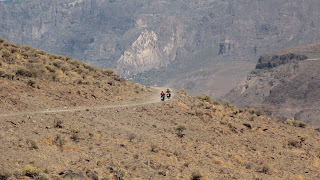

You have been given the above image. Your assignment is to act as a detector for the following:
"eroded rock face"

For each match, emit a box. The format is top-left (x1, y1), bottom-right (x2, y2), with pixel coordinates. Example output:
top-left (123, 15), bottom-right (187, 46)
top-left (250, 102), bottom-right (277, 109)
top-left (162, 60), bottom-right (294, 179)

top-left (1, 0), bottom-right (320, 97)
top-left (225, 43), bottom-right (320, 125)
top-left (117, 17), bottom-right (183, 76)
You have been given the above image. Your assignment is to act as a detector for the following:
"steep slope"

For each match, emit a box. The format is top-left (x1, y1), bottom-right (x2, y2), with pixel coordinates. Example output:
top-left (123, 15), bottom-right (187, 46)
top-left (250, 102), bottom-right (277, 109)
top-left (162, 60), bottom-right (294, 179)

top-left (1, 0), bottom-right (320, 97)
top-left (0, 36), bottom-right (149, 113)
top-left (1, 38), bottom-right (320, 180)
top-left (225, 42), bottom-right (320, 126)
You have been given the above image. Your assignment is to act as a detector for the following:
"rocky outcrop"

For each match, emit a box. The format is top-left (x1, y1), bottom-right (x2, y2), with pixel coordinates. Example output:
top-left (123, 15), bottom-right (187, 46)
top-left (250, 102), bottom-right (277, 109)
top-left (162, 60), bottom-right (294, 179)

top-left (225, 42), bottom-right (320, 125)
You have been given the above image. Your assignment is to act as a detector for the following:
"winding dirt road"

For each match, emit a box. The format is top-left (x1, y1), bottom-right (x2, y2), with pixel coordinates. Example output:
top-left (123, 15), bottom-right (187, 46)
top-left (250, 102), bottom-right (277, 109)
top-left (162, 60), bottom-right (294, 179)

top-left (0, 87), bottom-right (173, 118)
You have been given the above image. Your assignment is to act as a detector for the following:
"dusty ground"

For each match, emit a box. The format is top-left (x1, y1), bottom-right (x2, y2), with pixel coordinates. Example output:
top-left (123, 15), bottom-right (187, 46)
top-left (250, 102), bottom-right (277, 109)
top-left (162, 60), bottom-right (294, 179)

top-left (1, 85), bottom-right (320, 180)
top-left (1, 38), bottom-right (320, 180)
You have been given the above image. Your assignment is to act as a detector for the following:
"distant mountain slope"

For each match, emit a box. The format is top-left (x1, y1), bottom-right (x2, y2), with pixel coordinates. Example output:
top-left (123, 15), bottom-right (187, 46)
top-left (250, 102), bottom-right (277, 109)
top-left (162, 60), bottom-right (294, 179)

top-left (1, 0), bottom-right (320, 97)
top-left (225, 42), bottom-right (320, 125)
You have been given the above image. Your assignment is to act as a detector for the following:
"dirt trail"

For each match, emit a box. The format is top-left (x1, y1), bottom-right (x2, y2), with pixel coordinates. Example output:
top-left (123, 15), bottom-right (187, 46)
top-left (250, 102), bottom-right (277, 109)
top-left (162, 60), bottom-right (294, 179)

top-left (0, 87), bottom-right (174, 118)
top-left (306, 58), bottom-right (320, 61)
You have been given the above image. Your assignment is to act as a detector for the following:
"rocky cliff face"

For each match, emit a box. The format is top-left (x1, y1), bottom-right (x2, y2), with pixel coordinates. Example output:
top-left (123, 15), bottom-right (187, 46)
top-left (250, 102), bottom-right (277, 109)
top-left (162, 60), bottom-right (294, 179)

top-left (225, 43), bottom-right (320, 126)
top-left (1, 0), bottom-right (320, 97)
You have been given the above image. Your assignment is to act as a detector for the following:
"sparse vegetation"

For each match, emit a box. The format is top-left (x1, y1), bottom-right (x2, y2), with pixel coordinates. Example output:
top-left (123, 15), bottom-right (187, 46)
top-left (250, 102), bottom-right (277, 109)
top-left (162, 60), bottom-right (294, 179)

top-left (191, 170), bottom-right (202, 180)
top-left (0, 168), bottom-right (12, 180)
top-left (151, 144), bottom-right (159, 153)
top-left (285, 120), bottom-right (307, 128)
top-left (103, 68), bottom-right (115, 76)
top-left (113, 166), bottom-right (125, 180)
top-left (0, 68), bottom-right (6, 77)
top-left (53, 119), bottom-right (63, 128)
top-left (212, 100), bottom-right (221, 105)
top-left (259, 164), bottom-right (271, 174)
top-left (53, 134), bottom-right (66, 151)
top-left (128, 133), bottom-right (136, 142)
top-left (26, 139), bottom-right (39, 150)
top-left (71, 129), bottom-right (80, 142)
top-left (176, 125), bottom-right (186, 138)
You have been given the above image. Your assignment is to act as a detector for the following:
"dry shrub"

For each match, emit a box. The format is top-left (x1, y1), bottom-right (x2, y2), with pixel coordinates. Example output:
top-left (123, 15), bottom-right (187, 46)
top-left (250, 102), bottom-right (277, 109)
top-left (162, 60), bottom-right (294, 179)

top-left (45, 65), bottom-right (56, 73)
top-left (195, 108), bottom-right (205, 117)
top-left (258, 164), bottom-right (271, 174)
top-left (27, 79), bottom-right (36, 88)
top-left (25, 165), bottom-right (40, 178)
top-left (8, 46), bottom-right (18, 54)
top-left (103, 68), bottom-right (115, 76)
top-left (16, 67), bottom-right (33, 77)
top-left (176, 125), bottom-right (186, 138)
top-left (23, 45), bottom-right (33, 51)
top-left (113, 166), bottom-right (125, 180)
top-left (233, 155), bottom-right (243, 164)
top-left (0, 168), bottom-right (12, 180)
top-left (1, 49), bottom-right (11, 59)
top-left (54, 134), bottom-right (66, 150)
top-left (53, 59), bottom-right (66, 68)
top-left (53, 119), bottom-right (63, 128)
top-left (212, 100), bottom-right (221, 105)
top-left (248, 108), bottom-right (264, 116)
top-left (285, 120), bottom-right (307, 128)
top-left (25, 63), bottom-right (46, 78)
top-left (196, 94), bottom-right (211, 102)
top-left (128, 133), bottom-right (136, 142)
top-left (151, 144), bottom-right (159, 153)
top-left (24, 165), bottom-right (49, 180)
top-left (34, 50), bottom-right (46, 55)
top-left (222, 99), bottom-right (231, 107)
top-left (0, 37), bottom-right (5, 44)
top-left (71, 129), bottom-right (80, 142)
top-left (26, 139), bottom-right (39, 150)
top-left (212, 157), bottom-right (223, 166)
top-left (69, 59), bottom-right (85, 68)
top-left (0, 68), bottom-right (6, 77)
top-left (191, 170), bottom-right (202, 180)
top-left (51, 71), bottom-right (65, 82)
top-left (77, 67), bottom-right (90, 75)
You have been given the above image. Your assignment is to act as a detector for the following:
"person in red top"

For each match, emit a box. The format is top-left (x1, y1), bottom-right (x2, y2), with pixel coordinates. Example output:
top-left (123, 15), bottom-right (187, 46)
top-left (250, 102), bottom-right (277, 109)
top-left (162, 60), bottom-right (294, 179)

top-left (160, 91), bottom-right (165, 101)
top-left (161, 91), bottom-right (165, 96)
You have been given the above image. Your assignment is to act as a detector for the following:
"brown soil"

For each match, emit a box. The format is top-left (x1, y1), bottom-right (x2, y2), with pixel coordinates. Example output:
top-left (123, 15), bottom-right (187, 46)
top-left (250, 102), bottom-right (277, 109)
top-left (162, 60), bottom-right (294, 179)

top-left (1, 37), bottom-right (320, 180)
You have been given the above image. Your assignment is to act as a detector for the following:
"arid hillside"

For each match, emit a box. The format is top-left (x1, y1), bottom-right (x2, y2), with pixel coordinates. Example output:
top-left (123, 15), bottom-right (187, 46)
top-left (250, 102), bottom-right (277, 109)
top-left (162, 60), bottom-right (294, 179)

top-left (225, 42), bottom-right (320, 126)
top-left (1, 38), bottom-right (320, 179)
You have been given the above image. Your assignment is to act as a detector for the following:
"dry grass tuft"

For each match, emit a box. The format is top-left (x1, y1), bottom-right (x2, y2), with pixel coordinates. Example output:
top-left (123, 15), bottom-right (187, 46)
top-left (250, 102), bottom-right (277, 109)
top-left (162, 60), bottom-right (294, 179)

top-left (285, 120), bottom-right (307, 128)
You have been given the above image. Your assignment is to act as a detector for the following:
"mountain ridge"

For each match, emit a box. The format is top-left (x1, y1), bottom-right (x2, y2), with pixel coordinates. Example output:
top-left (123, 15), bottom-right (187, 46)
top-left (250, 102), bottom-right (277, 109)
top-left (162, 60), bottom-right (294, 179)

top-left (225, 42), bottom-right (320, 126)
top-left (1, 0), bottom-right (320, 97)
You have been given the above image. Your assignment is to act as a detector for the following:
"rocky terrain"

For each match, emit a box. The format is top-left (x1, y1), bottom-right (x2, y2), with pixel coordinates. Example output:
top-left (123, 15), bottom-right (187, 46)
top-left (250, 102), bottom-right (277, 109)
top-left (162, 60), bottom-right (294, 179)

top-left (1, 0), bottom-right (320, 97)
top-left (1, 38), bottom-right (320, 179)
top-left (225, 42), bottom-right (320, 126)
